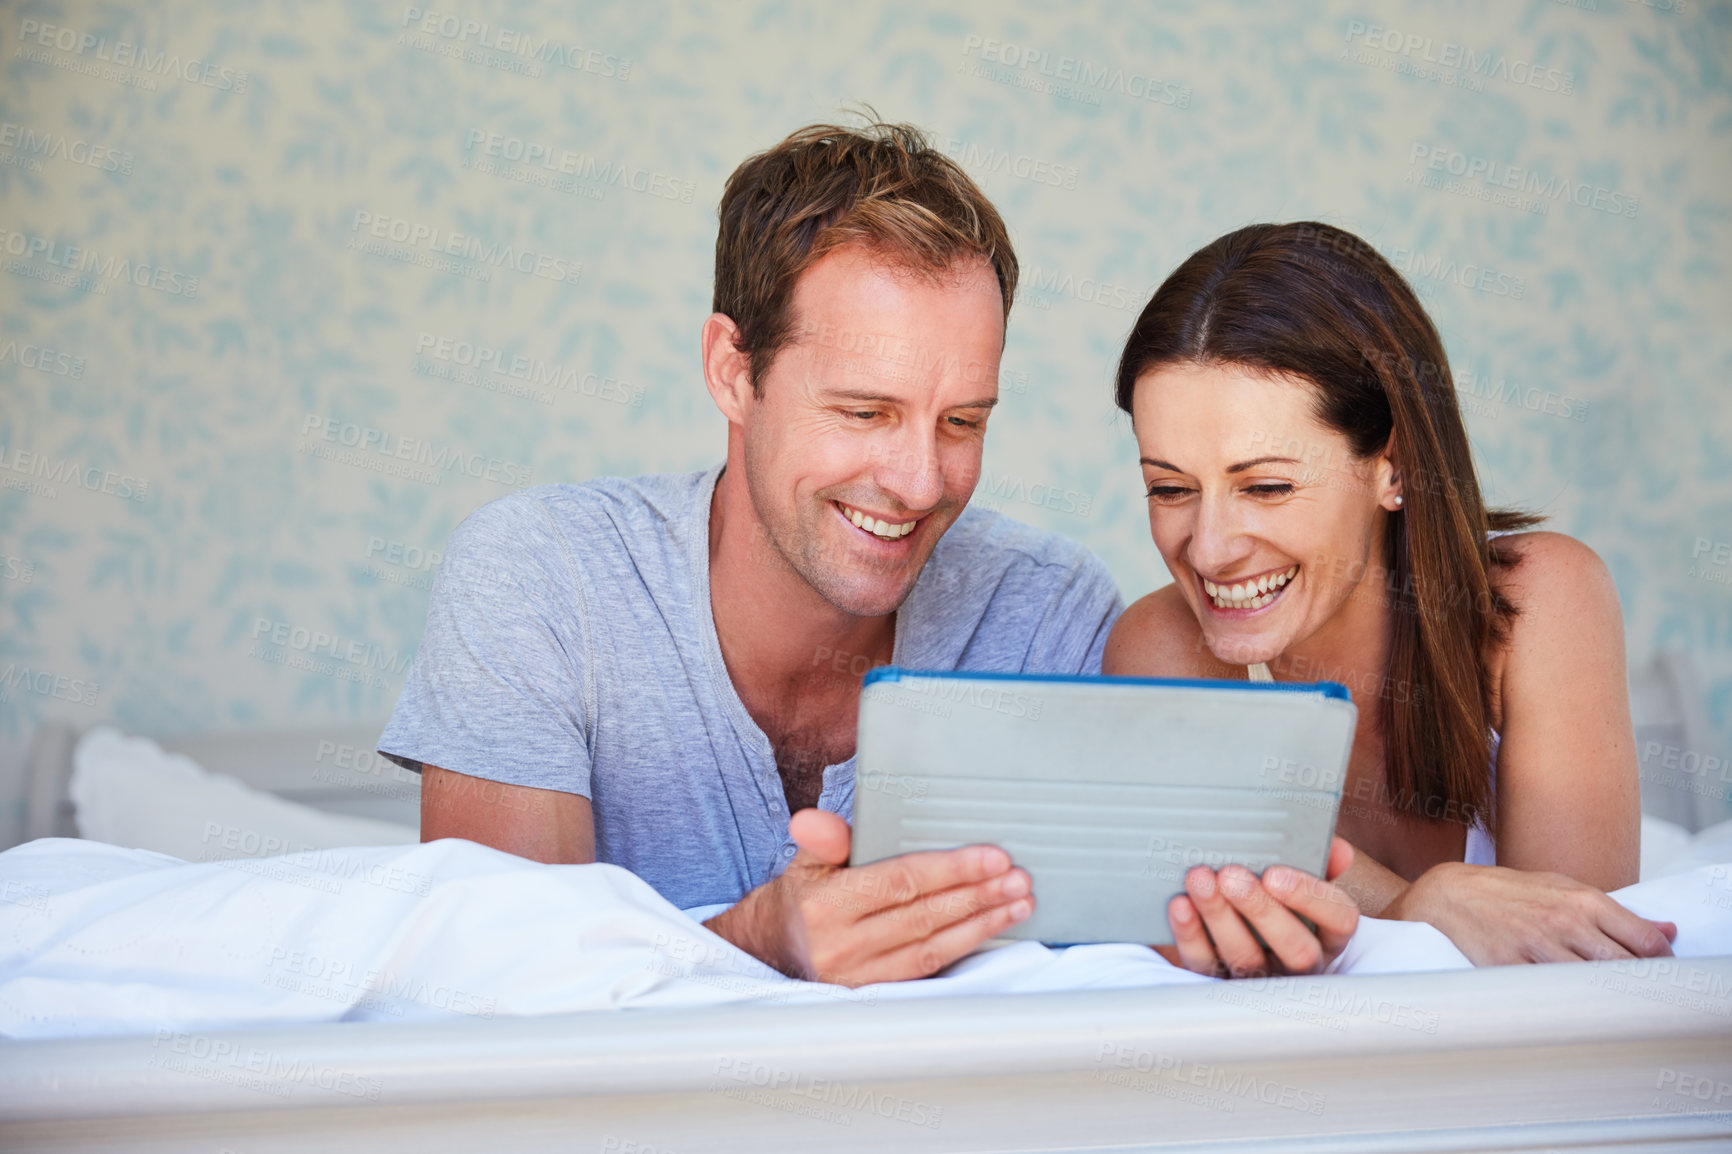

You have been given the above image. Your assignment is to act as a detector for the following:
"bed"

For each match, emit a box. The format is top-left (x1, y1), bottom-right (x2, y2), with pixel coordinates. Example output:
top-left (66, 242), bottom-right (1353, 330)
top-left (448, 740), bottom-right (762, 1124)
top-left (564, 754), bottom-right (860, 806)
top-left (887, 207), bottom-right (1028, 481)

top-left (3, 673), bottom-right (1730, 1152)
top-left (3, 957), bottom-right (1730, 1152)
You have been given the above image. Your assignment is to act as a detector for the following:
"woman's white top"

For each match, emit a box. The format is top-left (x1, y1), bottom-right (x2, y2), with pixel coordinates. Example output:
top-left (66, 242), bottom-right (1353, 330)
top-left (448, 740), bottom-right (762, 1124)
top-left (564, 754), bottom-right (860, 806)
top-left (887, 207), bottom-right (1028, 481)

top-left (1464, 735), bottom-right (1499, 865)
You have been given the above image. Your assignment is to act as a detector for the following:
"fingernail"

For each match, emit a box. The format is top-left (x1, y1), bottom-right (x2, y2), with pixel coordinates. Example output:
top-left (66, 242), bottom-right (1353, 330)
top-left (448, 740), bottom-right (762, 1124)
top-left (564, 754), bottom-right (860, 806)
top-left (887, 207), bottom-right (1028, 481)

top-left (981, 847), bottom-right (1010, 873)
top-left (1219, 869), bottom-right (1252, 898)
top-left (1189, 869), bottom-right (1215, 898)
top-left (1001, 871), bottom-right (1030, 898)
top-left (1265, 867), bottom-right (1295, 894)
top-left (1009, 898), bottom-right (1032, 919)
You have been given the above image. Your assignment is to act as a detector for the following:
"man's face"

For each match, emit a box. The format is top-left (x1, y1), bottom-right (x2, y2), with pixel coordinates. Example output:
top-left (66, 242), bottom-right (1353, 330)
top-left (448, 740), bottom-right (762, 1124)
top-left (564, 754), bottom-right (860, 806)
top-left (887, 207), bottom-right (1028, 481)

top-left (738, 245), bottom-right (1004, 618)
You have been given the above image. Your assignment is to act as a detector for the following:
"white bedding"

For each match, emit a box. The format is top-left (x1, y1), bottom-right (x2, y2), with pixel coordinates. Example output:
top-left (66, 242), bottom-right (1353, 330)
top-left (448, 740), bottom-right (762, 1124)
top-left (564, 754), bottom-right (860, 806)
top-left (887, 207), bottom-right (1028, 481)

top-left (69, 726), bottom-right (419, 859)
top-left (3, 836), bottom-right (1729, 1041)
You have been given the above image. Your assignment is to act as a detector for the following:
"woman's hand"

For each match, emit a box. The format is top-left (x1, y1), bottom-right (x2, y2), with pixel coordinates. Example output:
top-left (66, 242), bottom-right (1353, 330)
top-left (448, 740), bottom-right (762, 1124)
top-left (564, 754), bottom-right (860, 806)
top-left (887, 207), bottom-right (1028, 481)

top-left (1383, 861), bottom-right (1676, 965)
top-left (1156, 838), bottom-right (1360, 977)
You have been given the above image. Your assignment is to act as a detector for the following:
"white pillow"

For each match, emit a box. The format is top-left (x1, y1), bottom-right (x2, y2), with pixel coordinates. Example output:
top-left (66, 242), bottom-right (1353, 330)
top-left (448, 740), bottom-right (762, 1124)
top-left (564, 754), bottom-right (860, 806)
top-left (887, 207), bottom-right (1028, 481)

top-left (70, 727), bottom-right (418, 861)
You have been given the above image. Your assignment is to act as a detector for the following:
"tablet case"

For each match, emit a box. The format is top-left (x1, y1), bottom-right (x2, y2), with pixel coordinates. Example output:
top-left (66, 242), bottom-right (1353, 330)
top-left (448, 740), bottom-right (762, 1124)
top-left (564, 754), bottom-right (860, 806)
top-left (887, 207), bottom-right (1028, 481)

top-left (849, 668), bottom-right (1356, 945)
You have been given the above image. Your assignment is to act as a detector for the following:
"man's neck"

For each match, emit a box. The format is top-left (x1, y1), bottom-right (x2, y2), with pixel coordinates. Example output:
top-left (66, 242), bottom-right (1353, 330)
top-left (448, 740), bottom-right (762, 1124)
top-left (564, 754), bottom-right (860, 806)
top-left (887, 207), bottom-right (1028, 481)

top-left (707, 462), bottom-right (896, 703)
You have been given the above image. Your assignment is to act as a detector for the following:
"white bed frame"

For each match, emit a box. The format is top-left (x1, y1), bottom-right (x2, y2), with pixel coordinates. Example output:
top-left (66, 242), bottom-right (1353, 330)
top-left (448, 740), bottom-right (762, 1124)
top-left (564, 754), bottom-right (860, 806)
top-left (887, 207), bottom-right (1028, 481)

top-left (2, 960), bottom-right (1730, 1152)
top-left (4, 721), bottom-right (1731, 1151)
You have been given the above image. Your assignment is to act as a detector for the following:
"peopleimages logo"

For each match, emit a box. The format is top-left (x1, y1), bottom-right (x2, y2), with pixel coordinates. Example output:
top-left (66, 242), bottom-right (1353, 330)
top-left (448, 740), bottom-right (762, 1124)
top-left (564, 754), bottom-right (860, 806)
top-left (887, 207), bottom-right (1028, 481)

top-left (415, 332), bottom-right (643, 407)
top-left (250, 617), bottom-right (414, 679)
top-left (1386, 247), bottom-right (1525, 300)
top-left (463, 129), bottom-right (695, 203)
top-left (16, 19), bottom-right (249, 91)
top-left (1407, 143), bottom-right (1639, 219)
top-left (959, 35), bottom-right (1191, 108)
top-left (1343, 20), bottom-right (1573, 94)
top-left (1022, 266), bottom-right (1147, 312)
top-left (0, 122), bottom-right (134, 174)
top-left (0, 445), bottom-right (150, 501)
top-left (941, 139), bottom-right (1080, 190)
top-left (0, 664), bottom-right (99, 706)
top-left (400, 7), bottom-right (632, 80)
top-left (0, 339), bottom-right (84, 378)
top-left (299, 414), bottom-right (534, 488)
top-left (0, 228), bottom-right (199, 297)
top-left (347, 210), bottom-right (581, 286)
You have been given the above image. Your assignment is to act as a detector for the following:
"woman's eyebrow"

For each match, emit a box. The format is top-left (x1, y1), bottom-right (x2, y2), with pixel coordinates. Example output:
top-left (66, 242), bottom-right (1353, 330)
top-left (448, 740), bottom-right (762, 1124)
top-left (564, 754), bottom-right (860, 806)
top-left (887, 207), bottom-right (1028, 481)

top-left (1225, 455), bottom-right (1302, 474)
top-left (1140, 457), bottom-right (1183, 471)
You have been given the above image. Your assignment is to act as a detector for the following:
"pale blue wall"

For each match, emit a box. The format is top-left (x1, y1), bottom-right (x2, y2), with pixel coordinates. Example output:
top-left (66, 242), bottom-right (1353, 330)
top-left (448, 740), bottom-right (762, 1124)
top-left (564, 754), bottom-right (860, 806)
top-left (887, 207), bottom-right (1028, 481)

top-left (3, 0), bottom-right (1729, 807)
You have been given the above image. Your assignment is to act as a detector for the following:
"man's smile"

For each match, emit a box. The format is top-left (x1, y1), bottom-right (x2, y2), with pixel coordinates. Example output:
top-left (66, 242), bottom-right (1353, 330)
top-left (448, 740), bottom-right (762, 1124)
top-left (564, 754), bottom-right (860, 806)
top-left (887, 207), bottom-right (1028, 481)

top-left (834, 500), bottom-right (919, 541)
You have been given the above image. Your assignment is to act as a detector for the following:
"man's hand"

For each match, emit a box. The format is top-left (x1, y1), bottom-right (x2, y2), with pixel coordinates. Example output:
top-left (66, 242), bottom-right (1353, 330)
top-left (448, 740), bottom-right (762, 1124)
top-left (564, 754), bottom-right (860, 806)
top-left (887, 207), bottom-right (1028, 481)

top-left (1384, 861), bottom-right (1676, 965)
top-left (1157, 838), bottom-right (1360, 977)
top-left (703, 809), bottom-right (1033, 986)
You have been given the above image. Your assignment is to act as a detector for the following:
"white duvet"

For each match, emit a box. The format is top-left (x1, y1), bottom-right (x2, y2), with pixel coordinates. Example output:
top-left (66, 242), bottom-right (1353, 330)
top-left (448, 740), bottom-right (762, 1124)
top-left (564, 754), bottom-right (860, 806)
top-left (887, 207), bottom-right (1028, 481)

top-left (2, 837), bottom-right (1729, 1040)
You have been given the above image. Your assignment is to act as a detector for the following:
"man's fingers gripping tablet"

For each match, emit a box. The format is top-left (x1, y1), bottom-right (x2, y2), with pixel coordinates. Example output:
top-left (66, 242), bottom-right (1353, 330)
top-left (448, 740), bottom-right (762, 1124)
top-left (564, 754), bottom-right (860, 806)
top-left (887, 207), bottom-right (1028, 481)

top-left (855, 858), bottom-right (1032, 939)
top-left (779, 810), bottom-right (1032, 984)
top-left (798, 848), bottom-right (1031, 984)
top-left (821, 892), bottom-right (1034, 986)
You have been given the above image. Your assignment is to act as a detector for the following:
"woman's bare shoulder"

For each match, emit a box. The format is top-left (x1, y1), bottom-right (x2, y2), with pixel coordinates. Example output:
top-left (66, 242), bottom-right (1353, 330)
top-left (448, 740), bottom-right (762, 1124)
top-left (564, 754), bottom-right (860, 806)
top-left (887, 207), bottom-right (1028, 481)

top-left (1103, 584), bottom-right (1235, 678)
top-left (1493, 530), bottom-right (1620, 623)
top-left (1488, 531), bottom-right (1625, 717)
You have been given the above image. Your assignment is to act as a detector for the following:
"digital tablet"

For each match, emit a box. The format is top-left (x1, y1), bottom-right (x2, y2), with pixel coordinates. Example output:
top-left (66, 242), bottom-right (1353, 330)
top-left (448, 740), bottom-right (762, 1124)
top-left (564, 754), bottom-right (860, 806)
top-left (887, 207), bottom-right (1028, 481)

top-left (848, 668), bottom-right (1356, 945)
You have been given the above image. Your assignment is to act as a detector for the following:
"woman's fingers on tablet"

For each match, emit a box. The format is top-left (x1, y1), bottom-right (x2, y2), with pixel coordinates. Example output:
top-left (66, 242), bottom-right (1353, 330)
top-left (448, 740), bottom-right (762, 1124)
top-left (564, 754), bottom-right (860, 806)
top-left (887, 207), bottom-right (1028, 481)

top-left (1166, 895), bottom-right (1224, 976)
top-left (1185, 866), bottom-right (1270, 977)
top-left (1263, 865), bottom-right (1359, 958)
top-left (1213, 866), bottom-right (1330, 975)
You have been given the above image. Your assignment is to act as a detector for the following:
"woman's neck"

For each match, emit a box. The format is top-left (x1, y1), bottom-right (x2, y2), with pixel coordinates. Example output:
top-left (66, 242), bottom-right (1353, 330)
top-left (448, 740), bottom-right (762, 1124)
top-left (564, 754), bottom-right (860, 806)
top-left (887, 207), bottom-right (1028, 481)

top-left (1267, 573), bottom-right (1394, 703)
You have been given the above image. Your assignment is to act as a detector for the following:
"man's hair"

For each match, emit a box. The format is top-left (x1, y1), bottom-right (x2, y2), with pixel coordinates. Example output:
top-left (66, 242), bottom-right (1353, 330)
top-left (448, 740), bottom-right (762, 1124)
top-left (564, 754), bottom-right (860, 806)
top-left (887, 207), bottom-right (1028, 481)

top-left (713, 120), bottom-right (1018, 394)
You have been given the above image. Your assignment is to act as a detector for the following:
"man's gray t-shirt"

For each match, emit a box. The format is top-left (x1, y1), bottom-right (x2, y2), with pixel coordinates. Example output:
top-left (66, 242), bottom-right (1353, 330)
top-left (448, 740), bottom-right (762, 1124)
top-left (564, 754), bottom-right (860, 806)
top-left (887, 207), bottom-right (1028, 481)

top-left (379, 465), bottom-right (1124, 910)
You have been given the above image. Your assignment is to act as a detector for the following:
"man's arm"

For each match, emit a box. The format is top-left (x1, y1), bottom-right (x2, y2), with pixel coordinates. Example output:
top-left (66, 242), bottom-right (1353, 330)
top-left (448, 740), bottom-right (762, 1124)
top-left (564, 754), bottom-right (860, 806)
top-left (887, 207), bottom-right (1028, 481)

top-left (420, 764), bottom-right (596, 865)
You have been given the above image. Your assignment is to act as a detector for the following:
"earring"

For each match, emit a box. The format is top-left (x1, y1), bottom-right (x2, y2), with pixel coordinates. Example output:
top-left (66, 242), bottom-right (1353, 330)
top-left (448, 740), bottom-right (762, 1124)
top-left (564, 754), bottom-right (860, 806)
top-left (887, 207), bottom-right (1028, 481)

top-left (1393, 495), bottom-right (1404, 507)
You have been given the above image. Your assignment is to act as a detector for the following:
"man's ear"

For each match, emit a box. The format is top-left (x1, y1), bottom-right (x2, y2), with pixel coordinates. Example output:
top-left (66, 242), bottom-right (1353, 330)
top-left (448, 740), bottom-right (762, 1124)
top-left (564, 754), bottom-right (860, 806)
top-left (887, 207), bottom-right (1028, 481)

top-left (702, 313), bottom-right (754, 424)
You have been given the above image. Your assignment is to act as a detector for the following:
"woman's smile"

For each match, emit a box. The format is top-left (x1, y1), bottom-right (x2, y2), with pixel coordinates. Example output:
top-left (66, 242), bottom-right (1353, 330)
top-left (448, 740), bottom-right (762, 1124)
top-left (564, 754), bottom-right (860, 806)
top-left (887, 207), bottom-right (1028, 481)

top-left (1199, 563), bottom-right (1299, 613)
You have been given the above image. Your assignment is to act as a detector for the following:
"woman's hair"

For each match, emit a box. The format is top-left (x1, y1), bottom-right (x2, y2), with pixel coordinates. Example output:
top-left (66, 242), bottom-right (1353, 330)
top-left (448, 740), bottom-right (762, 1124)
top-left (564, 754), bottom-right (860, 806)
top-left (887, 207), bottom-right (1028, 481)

top-left (1114, 221), bottom-right (1539, 836)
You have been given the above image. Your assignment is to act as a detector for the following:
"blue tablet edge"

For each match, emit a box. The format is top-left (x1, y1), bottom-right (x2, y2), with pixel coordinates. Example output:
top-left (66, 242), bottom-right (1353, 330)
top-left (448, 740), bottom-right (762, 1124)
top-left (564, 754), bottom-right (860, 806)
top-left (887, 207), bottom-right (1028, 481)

top-left (862, 665), bottom-right (1353, 702)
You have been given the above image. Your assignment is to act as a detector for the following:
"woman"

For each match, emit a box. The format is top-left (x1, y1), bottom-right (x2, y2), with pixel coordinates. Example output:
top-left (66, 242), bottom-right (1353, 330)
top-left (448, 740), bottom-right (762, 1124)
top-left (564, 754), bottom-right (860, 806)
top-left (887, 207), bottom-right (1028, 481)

top-left (1111, 222), bottom-right (1677, 973)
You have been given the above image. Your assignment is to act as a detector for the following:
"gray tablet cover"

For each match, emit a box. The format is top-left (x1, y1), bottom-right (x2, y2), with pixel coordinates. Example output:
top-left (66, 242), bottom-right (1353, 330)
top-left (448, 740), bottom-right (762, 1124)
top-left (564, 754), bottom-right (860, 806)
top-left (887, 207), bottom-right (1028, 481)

top-left (849, 668), bottom-right (1357, 945)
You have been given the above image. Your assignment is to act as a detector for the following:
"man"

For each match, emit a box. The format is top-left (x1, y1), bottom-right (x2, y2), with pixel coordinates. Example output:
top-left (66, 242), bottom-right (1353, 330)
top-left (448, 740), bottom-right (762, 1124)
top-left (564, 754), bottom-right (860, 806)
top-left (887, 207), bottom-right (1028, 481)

top-left (379, 121), bottom-right (1355, 985)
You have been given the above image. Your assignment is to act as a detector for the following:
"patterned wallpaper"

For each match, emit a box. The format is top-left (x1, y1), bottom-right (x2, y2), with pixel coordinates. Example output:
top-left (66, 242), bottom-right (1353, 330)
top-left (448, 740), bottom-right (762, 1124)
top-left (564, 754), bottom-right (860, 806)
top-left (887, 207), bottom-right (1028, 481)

top-left (2, 0), bottom-right (1729, 830)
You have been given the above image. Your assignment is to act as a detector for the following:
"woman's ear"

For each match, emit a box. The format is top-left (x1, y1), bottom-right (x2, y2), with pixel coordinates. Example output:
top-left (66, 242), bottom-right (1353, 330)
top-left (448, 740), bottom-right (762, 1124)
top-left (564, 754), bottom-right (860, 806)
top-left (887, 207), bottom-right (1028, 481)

top-left (1376, 434), bottom-right (1404, 511)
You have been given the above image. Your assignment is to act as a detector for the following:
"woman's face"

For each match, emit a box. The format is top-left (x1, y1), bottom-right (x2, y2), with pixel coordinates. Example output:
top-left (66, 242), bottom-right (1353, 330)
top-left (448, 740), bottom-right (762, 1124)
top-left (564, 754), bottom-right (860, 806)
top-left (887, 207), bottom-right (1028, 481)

top-left (1130, 362), bottom-right (1402, 667)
